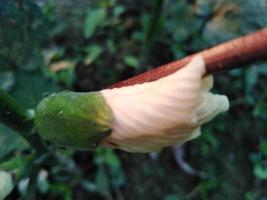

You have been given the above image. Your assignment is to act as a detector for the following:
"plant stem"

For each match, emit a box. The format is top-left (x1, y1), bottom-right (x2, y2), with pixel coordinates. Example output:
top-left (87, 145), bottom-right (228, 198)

top-left (0, 88), bottom-right (34, 133)
top-left (109, 28), bottom-right (267, 88)
top-left (140, 0), bottom-right (165, 66)
top-left (25, 164), bottom-right (39, 200)
top-left (144, 0), bottom-right (165, 46)
top-left (0, 88), bottom-right (47, 152)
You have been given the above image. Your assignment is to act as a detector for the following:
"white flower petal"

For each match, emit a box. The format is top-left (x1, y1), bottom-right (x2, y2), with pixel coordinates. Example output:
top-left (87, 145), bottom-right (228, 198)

top-left (100, 56), bottom-right (229, 152)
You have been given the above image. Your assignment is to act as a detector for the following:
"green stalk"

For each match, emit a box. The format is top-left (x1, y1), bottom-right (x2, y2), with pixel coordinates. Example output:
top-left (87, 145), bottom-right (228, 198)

top-left (0, 88), bottom-right (46, 152)
top-left (25, 165), bottom-right (39, 200)
top-left (144, 0), bottom-right (165, 46)
top-left (0, 88), bottom-right (34, 133)
top-left (141, 0), bottom-right (165, 65)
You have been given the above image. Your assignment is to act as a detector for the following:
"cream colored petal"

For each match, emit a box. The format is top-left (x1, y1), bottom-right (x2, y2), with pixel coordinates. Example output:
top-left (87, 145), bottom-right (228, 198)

top-left (100, 56), bottom-right (229, 153)
top-left (196, 92), bottom-right (229, 125)
top-left (201, 75), bottom-right (213, 91)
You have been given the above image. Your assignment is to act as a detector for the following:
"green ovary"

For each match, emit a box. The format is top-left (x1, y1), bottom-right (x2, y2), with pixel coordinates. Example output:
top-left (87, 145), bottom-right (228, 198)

top-left (35, 91), bottom-right (113, 149)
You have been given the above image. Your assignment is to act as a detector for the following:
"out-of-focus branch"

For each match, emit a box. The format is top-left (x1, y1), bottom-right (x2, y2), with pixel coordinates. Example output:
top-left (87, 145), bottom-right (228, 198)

top-left (0, 88), bottom-right (33, 134)
top-left (0, 88), bottom-right (46, 152)
top-left (109, 28), bottom-right (267, 88)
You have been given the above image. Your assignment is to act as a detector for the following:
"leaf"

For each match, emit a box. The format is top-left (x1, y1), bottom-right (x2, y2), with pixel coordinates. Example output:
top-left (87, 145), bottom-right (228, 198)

top-left (260, 141), bottom-right (267, 155)
top-left (0, 69), bottom-right (60, 158)
top-left (123, 55), bottom-right (140, 68)
top-left (56, 69), bottom-right (75, 89)
top-left (113, 5), bottom-right (125, 17)
top-left (84, 8), bottom-right (107, 39)
top-left (95, 165), bottom-right (110, 193)
top-left (0, 71), bottom-right (15, 91)
top-left (110, 165), bottom-right (125, 187)
top-left (254, 164), bottom-right (267, 179)
top-left (164, 194), bottom-right (181, 200)
top-left (253, 88), bottom-right (267, 119)
top-left (105, 149), bottom-right (120, 167)
top-left (0, 155), bottom-right (27, 171)
top-left (84, 45), bottom-right (103, 65)
top-left (11, 69), bottom-right (60, 108)
top-left (242, 0), bottom-right (267, 29)
top-left (0, 171), bottom-right (14, 200)
top-left (49, 184), bottom-right (72, 200)
top-left (18, 178), bottom-right (29, 198)
top-left (0, 124), bottom-right (28, 159)
top-left (37, 170), bottom-right (49, 194)
top-left (19, 51), bottom-right (43, 72)
top-left (94, 148), bottom-right (124, 187)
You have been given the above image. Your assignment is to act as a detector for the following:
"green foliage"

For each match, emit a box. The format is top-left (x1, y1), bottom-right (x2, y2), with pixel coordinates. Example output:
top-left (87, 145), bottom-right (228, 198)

top-left (0, 171), bottom-right (14, 199)
top-left (0, 0), bottom-right (266, 199)
top-left (84, 8), bottom-right (107, 39)
top-left (0, 124), bottom-right (28, 159)
top-left (123, 55), bottom-right (140, 68)
top-left (11, 69), bottom-right (60, 108)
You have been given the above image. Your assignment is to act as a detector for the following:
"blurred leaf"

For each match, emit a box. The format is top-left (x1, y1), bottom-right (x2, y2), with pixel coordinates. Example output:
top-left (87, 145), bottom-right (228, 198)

top-left (99, 0), bottom-right (116, 7)
top-left (11, 69), bottom-right (60, 108)
top-left (195, 0), bottom-right (214, 17)
top-left (84, 8), bottom-right (107, 39)
top-left (144, 0), bottom-right (165, 45)
top-left (0, 171), bottom-right (14, 200)
top-left (123, 55), bottom-right (139, 68)
top-left (203, 18), bottom-right (239, 46)
top-left (49, 183), bottom-right (72, 200)
top-left (201, 130), bottom-right (219, 150)
top-left (0, 124), bottom-right (28, 159)
top-left (0, 68), bottom-right (60, 159)
top-left (102, 150), bottom-right (119, 167)
top-left (245, 67), bottom-right (258, 91)
top-left (18, 178), bottom-right (29, 198)
top-left (37, 170), bottom-right (49, 194)
top-left (260, 141), bottom-right (267, 155)
top-left (84, 45), bottom-right (103, 65)
top-left (257, 62), bottom-right (267, 74)
top-left (19, 51), bottom-right (43, 72)
top-left (164, 194), bottom-right (181, 200)
top-left (81, 180), bottom-right (98, 193)
top-left (95, 165), bottom-right (110, 193)
top-left (113, 5), bottom-right (125, 17)
top-left (0, 155), bottom-right (27, 171)
top-left (44, 47), bottom-right (66, 64)
top-left (56, 69), bottom-right (75, 89)
top-left (110, 166), bottom-right (125, 187)
top-left (244, 192), bottom-right (258, 200)
top-left (245, 67), bottom-right (259, 104)
top-left (0, 0), bottom-right (46, 71)
top-left (107, 39), bottom-right (116, 53)
top-left (253, 89), bottom-right (267, 119)
top-left (241, 0), bottom-right (267, 30)
top-left (0, 71), bottom-right (15, 91)
top-left (254, 164), bottom-right (267, 179)
top-left (105, 150), bottom-right (125, 186)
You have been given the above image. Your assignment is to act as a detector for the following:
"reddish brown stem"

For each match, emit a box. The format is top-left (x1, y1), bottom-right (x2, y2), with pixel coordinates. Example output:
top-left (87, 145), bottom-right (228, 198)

top-left (109, 28), bottom-right (267, 89)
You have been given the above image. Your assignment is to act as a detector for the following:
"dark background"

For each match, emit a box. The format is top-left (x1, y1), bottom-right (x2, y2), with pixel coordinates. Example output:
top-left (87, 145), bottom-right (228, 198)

top-left (0, 0), bottom-right (267, 199)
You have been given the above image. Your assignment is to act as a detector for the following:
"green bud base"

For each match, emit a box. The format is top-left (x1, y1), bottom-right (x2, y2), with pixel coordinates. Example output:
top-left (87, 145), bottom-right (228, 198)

top-left (35, 91), bottom-right (113, 149)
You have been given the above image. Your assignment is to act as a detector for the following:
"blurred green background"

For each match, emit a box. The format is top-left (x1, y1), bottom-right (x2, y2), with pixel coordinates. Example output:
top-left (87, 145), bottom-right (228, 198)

top-left (0, 0), bottom-right (267, 199)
